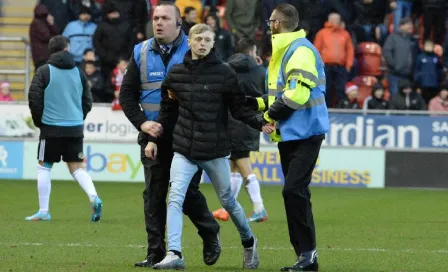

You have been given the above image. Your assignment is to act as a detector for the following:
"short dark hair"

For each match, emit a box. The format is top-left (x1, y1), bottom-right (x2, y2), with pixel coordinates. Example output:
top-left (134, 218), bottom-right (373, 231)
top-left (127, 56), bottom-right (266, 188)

top-left (48, 35), bottom-right (70, 55)
top-left (83, 48), bottom-right (94, 55)
top-left (274, 3), bottom-right (299, 31)
top-left (184, 6), bottom-right (196, 15)
top-left (237, 38), bottom-right (256, 54)
top-left (156, 1), bottom-right (181, 22)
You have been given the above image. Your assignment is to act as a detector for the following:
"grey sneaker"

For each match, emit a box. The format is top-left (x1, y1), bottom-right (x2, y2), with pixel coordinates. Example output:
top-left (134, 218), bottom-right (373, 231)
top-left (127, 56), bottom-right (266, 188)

top-left (153, 251), bottom-right (185, 270)
top-left (243, 236), bottom-right (259, 269)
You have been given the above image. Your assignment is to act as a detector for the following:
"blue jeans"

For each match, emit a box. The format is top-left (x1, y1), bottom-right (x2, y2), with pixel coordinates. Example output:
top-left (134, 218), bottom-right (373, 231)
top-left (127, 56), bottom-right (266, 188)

top-left (394, 1), bottom-right (413, 31)
top-left (387, 74), bottom-right (406, 95)
top-left (362, 24), bottom-right (388, 44)
top-left (167, 152), bottom-right (253, 252)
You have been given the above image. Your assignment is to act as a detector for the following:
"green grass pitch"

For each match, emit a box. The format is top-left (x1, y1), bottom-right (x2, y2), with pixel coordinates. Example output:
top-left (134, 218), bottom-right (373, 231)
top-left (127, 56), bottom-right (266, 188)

top-left (0, 180), bottom-right (447, 271)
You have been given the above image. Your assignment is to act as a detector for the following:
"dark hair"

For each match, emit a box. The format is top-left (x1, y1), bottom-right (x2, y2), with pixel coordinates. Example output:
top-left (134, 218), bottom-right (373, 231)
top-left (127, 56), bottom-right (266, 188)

top-left (184, 6), bottom-right (196, 15)
top-left (274, 3), bottom-right (299, 31)
top-left (237, 38), bottom-right (256, 54)
top-left (85, 60), bottom-right (96, 66)
top-left (156, 1), bottom-right (181, 22)
top-left (83, 48), bottom-right (94, 55)
top-left (48, 35), bottom-right (70, 55)
top-left (118, 56), bottom-right (129, 63)
top-left (79, 5), bottom-right (91, 15)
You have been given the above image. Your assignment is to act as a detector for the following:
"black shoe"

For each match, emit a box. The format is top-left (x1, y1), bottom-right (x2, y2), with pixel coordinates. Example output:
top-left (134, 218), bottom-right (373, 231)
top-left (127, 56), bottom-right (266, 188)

top-left (203, 231), bottom-right (221, 266)
top-left (280, 250), bottom-right (318, 271)
top-left (134, 257), bottom-right (156, 268)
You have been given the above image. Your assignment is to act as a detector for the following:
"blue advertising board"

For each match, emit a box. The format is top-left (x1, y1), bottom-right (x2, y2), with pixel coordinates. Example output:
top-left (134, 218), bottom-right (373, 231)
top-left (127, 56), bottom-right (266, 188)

top-left (260, 113), bottom-right (448, 149)
top-left (0, 141), bottom-right (24, 179)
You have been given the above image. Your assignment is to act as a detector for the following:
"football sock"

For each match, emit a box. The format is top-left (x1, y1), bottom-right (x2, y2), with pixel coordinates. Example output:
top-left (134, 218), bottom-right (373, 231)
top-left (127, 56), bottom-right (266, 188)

top-left (72, 168), bottom-right (98, 202)
top-left (245, 174), bottom-right (264, 213)
top-left (37, 164), bottom-right (51, 214)
top-left (171, 250), bottom-right (182, 259)
top-left (242, 236), bottom-right (255, 248)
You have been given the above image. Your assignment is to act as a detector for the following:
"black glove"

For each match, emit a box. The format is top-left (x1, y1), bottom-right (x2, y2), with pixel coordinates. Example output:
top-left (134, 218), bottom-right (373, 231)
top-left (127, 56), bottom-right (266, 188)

top-left (245, 96), bottom-right (259, 111)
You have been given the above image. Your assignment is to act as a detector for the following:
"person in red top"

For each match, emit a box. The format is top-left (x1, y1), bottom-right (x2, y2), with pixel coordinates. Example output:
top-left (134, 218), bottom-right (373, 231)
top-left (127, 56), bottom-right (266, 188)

top-left (314, 12), bottom-right (354, 107)
top-left (0, 82), bottom-right (13, 102)
top-left (110, 58), bottom-right (128, 110)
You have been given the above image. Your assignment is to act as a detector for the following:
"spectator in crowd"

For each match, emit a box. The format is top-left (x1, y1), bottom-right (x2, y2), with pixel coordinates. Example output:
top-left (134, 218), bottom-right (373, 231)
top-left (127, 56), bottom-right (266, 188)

top-left (365, 83), bottom-right (389, 109)
top-left (176, 0), bottom-right (203, 22)
top-left (84, 60), bottom-right (105, 102)
top-left (205, 14), bottom-right (233, 61)
top-left (414, 40), bottom-right (445, 103)
top-left (109, 57), bottom-right (128, 104)
top-left (225, 0), bottom-right (261, 41)
top-left (383, 17), bottom-right (418, 95)
top-left (422, 0), bottom-right (446, 46)
top-left (39, 0), bottom-right (77, 33)
top-left (30, 4), bottom-right (59, 71)
top-left (181, 7), bottom-right (197, 35)
top-left (353, 0), bottom-right (389, 44)
top-left (428, 84), bottom-right (448, 112)
top-left (336, 82), bottom-right (360, 109)
top-left (389, 79), bottom-right (426, 110)
top-left (314, 12), bottom-right (354, 106)
top-left (72, 0), bottom-right (102, 23)
top-left (390, 0), bottom-right (414, 31)
top-left (0, 82), bottom-right (13, 102)
top-left (78, 48), bottom-right (98, 71)
top-left (110, 58), bottom-right (127, 110)
top-left (104, 0), bottom-right (149, 43)
top-left (63, 6), bottom-right (97, 65)
top-left (93, 2), bottom-right (134, 84)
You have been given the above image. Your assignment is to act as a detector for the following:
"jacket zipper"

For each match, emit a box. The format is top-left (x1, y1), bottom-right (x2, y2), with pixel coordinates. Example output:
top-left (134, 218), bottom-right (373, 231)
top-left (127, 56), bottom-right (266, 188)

top-left (189, 69), bottom-right (195, 157)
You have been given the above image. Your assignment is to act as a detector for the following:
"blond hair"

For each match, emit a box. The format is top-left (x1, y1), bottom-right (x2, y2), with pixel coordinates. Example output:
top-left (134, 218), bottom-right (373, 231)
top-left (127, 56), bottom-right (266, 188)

top-left (188, 23), bottom-right (215, 39)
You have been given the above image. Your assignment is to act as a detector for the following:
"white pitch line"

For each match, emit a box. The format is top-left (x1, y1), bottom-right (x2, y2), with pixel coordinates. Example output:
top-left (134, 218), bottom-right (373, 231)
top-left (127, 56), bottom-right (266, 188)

top-left (1, 242), bottom-right (448, 254)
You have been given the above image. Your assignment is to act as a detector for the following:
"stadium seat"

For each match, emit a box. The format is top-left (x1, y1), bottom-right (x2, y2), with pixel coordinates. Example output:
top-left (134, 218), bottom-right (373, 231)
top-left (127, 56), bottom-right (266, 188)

top-left (355, 42), bottom-right (383, 77)
top-left (352, 75), bottom-right (378, 107)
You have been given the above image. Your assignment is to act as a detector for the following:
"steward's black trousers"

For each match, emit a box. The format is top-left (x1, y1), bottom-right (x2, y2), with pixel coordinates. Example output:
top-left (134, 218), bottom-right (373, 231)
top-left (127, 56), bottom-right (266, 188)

top-left (139, 134), bottom-right (220, 262)
top-left (278, 135), bottom-right (324, 256)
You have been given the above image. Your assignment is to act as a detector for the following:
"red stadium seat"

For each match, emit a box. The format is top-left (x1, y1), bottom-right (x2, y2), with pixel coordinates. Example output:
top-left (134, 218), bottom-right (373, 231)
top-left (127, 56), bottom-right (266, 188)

top-left (356, 42), bottom-right (383, 77)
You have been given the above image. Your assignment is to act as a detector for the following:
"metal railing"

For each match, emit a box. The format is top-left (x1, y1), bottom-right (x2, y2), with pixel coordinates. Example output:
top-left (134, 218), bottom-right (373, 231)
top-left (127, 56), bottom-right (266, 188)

top-left (0, 36), bottom-right (31, 100)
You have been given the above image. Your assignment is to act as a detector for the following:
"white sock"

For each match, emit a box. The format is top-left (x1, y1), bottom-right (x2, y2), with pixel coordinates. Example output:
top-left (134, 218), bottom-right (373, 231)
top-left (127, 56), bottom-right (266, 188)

top-left (245, 174), bottom-right (264, 213)
top-left (37, 165), bottom-right (51, 214)
top-left (72, 168), bottom-right (98, 202)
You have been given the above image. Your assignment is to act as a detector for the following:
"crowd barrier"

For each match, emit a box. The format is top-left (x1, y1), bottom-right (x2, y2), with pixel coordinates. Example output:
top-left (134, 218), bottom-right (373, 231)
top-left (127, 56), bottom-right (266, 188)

top-left (1, 102), bottom-right (447, 188)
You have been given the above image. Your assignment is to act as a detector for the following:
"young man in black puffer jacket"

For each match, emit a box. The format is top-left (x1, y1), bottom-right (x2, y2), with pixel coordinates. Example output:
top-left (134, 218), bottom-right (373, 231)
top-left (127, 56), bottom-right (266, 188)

top-left (147, 24), bottom-right (269, 270)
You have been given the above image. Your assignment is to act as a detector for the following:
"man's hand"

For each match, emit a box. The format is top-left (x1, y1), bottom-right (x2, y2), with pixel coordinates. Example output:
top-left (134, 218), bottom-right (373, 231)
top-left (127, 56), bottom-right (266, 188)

top-left (145, 142), bottom-right (157, 160)
top-left (140, 121), bottom-right (163, 138)
top-left (262, 123), bottom-right (275, 134)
